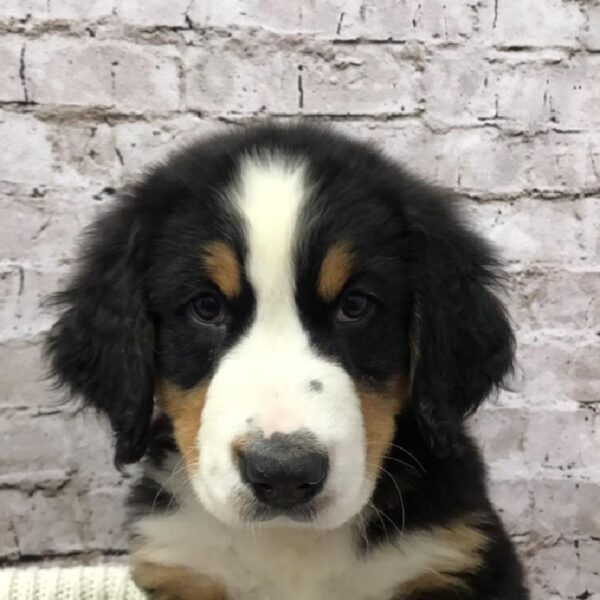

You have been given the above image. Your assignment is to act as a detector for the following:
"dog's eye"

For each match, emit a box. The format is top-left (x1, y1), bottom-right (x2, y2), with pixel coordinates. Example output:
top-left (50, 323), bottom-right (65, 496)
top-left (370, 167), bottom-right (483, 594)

top-left (336, 292), bottom-right (371, 322)
top-left (188, 292), bottom-right (226, 325)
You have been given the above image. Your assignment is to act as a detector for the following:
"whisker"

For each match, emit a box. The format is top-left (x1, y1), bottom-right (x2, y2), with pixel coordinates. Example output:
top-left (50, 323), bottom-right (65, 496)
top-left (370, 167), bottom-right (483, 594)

top-left (378, 504), bottom-right (403, 540)
top-left (150, 447), bottom-right (196, 515)
top-left (356, 511), bottom-right (370, 553)
top-left (150, 455), bottom-right (185, 515)
top-left (366, 441), bottom-right (426, 474)
top-left (385, 443), bottom-right (427, 474)
top-left (376, 464), bottom-right (406, 538)
top-left (167, 458), bottom-right (199, 507)
top-left (367, 501), bottom-right (391, 546)
top-left (364, 460), bottom-right (406, 541)
top-left (381, 454), bottom-right (422, 477)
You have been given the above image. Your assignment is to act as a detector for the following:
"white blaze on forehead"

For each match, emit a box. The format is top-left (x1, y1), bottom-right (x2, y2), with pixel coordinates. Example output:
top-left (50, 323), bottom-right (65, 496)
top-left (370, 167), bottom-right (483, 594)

top-left (232, 153), bottom-right (309, 325)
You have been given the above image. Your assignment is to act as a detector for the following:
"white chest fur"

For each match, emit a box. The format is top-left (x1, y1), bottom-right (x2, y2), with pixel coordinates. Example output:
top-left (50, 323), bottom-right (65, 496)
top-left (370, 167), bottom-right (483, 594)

top-left (132, 497), bottom-right (479, 600)
top-left (133, 504), bottom-right (398, 600)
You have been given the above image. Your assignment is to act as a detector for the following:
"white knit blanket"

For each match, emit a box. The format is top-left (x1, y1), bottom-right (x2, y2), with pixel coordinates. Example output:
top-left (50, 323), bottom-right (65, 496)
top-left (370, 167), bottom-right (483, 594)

top-left (0, 566), bottom-right (144, 600)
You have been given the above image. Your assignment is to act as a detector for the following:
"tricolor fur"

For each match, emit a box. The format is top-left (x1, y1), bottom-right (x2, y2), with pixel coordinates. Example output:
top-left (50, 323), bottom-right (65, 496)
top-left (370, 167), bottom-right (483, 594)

top-left (46, 124), bottom-right (528, 599)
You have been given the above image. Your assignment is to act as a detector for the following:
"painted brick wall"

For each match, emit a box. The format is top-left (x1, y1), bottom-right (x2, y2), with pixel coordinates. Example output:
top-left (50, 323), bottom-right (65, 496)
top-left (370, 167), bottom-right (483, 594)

top-left (0, 1), bottom-right (598, 598)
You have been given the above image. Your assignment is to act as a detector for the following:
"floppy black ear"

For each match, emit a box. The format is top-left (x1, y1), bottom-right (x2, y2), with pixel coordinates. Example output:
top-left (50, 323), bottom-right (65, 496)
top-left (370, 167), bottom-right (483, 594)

top-left (45, 201), bottom-right (154, 467)
top-left (407, 190), bottom-right (515, 457)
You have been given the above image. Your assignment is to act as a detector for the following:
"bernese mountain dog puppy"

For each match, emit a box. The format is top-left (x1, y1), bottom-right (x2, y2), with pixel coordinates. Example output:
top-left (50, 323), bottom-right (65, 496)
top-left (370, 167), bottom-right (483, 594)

top-left (46, 123), bottom-right (529, 599)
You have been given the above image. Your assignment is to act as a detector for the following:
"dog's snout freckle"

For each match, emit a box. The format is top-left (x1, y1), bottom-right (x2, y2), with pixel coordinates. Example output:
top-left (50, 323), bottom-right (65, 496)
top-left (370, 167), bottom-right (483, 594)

top-left (308, 379), bottom-right (323, 393)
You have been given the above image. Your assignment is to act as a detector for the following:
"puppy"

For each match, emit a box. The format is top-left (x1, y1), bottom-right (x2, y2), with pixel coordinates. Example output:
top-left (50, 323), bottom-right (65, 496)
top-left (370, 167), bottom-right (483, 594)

top-left (46, 123), bottom-right (529, 599)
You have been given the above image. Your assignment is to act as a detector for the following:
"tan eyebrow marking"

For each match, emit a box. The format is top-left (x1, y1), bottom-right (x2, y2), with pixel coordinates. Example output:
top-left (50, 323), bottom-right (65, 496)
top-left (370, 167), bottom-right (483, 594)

top-left (202, 241), bottom-right (242, 298)
top-left (317, 241), bottom-right (354, 302)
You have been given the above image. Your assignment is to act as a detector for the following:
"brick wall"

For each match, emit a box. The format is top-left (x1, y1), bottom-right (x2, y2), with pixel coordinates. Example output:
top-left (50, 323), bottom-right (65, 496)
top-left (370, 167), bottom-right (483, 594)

top-left (0, 1), bottom-right (598, 598)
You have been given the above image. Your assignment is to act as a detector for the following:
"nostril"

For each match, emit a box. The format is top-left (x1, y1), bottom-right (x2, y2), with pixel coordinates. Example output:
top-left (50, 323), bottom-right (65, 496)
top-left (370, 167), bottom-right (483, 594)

top-left (254, 482), bottom-right (274, 492)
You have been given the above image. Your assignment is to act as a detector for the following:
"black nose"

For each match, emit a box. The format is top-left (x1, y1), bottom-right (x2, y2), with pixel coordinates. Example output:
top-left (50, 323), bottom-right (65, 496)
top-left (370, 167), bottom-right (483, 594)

top-left (239, 433), bottom-right (328, 509)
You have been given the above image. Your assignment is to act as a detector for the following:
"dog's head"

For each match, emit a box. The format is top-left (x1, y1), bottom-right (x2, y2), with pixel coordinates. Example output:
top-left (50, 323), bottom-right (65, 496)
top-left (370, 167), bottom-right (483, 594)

top-left (46, 124), bottom-right (513, 529)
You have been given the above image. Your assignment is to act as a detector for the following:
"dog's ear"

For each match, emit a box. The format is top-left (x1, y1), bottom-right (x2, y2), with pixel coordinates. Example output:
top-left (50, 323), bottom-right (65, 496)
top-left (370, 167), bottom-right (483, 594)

top-left (406, 190), bottom-right (515, 457)
top-left (45, 200), bottom-right (154, 467)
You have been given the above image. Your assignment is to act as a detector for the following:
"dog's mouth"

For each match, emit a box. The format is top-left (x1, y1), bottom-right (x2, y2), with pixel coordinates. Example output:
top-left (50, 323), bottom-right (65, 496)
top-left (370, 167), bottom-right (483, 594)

top-left (246, 501), bottom-right (318, 523)
top-left (237, 492), bottom-right (332, 525)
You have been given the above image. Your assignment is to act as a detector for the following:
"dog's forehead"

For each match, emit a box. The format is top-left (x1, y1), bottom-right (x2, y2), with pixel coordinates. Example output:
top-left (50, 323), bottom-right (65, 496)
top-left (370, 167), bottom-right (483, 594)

top-left (228, 153), bottom-right (309, 301)
top-left (151, 145), bottom-right (402, 309)
top-left (219, 151), bottom-right (398, 292)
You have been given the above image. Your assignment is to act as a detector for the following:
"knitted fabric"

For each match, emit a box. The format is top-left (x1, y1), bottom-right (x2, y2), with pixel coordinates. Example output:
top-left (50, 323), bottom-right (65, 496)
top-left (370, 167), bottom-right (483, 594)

top-left (0, 566), bottom-right (144, 600)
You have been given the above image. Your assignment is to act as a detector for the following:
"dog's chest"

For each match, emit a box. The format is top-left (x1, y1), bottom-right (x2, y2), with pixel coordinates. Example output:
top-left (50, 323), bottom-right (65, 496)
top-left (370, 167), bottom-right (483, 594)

top-left (134, 507), bottom-right (403, 600)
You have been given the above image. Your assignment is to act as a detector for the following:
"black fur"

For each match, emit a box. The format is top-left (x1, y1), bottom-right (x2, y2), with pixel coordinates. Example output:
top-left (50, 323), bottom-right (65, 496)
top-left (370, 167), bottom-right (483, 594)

top-left (45, 203), bottom-right (155, 466)
top-left (406, 191), bottom-right (515, 456)
top-left (45, 122), bottom-right (527, 598)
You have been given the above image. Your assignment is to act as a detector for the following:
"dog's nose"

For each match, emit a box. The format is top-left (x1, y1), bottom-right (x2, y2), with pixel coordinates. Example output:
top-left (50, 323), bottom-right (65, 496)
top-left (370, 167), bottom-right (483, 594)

top-left (239, 433), bottom-right (328, 509)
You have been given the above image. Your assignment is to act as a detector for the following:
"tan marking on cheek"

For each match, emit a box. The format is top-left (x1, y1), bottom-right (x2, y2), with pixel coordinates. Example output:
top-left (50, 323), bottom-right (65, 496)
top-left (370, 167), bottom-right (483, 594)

top-left (157, 381), bottom-right (208, 472)
top-left (318, 241), bottom-right (354, 302)
top-left (358, 378), bottom-right (407, 479)
top-left (203, 241), bottom-right (241, 298)
top-left (399, 513), bottom-right (489, 597)
top-left (131, 559), bottom-right (226, 600)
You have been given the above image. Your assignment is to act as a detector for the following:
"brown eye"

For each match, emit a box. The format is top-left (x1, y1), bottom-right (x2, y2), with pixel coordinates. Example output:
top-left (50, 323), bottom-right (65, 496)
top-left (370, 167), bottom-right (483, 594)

top-left (337, 292), bottom-right (371, 322)
top-left (189, 292), bottom-right (226, 325)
